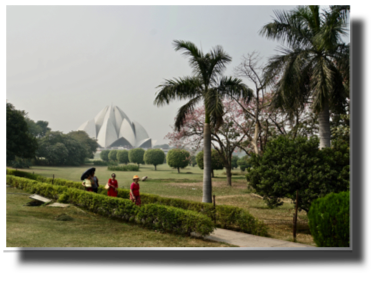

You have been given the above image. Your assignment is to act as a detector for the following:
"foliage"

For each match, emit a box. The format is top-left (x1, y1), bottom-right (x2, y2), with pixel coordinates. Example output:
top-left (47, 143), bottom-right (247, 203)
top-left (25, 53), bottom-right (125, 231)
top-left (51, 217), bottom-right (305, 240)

top-left (260, 6), bottom-right (350, 148)
top-left (166, 149), bottom-right (190, 173)
top-left (100, 150), bottom-right (110, 162)
top-left (129, 148), bottom-right (145, 166)
top-left (6, 175), bottom-right (214, 236)
top-left (237, 156), bottom-right (251, 171)
top-left (25, 118), bottom-right (51, 138)
top-left (108, 165), bottom-right (139, 172)
top-left (92, 160), bottom-right (108, 166)
top-left (331, 113), bottom-right (350, 142)
top-left (8, 169), bottom-right (268, 236)
top-left (8, 157), bottom-right (32, 169)
top-left (108, 150), bottom-right (118, 162)
top-left (144, 149), bottom-right (166, 170)
top-left (117, 150), bottom-right (129, 164)
top-left (308, 192), bottom-right (350, 247)
top-left (36, 131), bottom-right (88, 166)
top-left (190, 155), bottom-right (197, 167)
top-left (67, 131), bottom-right (98, 159)
top-left (196, 150), bottom-right (224, 171)
top-left (6, 103), bottom-right (38, 163)
top-left (246, 136), bottom-right (349, 213)
top-left (231, 155), bottom-right (239, 169)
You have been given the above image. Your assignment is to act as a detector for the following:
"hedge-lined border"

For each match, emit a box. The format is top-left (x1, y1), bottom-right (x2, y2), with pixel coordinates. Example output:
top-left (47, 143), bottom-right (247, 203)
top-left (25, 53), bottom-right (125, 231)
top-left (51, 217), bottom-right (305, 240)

top-left (7, 169), bottom-right (268, 236)
top-left (6, 175), bottom-right (214, 236)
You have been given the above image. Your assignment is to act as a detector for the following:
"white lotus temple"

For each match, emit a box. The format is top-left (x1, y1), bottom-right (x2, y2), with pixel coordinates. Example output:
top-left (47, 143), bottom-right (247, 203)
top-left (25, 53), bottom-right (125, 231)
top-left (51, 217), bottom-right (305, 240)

top-left (77, 105), bottom-right (152, 149)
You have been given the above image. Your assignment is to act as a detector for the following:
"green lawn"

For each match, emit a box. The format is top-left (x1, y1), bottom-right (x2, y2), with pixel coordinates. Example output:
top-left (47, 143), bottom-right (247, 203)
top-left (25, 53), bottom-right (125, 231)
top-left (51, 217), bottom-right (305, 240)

top-left (6, 187), bottom-right (231, 247)
top-left (8, 163), bottom-right (315, 246)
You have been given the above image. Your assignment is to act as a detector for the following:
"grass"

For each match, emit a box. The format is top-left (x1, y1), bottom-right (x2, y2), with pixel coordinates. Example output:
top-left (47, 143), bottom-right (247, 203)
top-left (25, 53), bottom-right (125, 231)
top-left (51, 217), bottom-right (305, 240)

top-left (8, 163), bottom-right (316, 246)
top-left (6, 187), bottom-right (232, 247)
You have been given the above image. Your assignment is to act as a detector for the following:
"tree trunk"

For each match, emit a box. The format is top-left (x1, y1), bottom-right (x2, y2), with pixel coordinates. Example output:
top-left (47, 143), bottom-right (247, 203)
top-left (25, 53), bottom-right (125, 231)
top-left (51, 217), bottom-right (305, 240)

top-left (226, 167), bottom-right (232, 186)
top-left (202, 123), bottom-right (212, 203)
top-left (177, 167), bottom-right (180, 173)
top-left (155, 165), bottom-right (157, 170)
top-left (318, 101), bottom-right (331, 148)
top-left (211, 169), bottom-right (214, 178)
top-left (251, 121), bottom-right (260, 154)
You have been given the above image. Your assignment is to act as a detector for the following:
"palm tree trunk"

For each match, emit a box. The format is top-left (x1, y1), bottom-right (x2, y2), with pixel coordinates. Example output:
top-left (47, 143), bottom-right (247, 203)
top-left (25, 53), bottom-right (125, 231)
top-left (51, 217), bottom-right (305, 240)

top-left (202, 123), bottom-right (212, 203)
top-left (318, 101), bottom-right (331, 148)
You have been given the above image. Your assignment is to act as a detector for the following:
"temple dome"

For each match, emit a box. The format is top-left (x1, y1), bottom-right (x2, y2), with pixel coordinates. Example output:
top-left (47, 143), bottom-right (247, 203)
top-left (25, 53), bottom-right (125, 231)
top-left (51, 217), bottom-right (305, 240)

top-left (78, 105), bottom-right (152, 149)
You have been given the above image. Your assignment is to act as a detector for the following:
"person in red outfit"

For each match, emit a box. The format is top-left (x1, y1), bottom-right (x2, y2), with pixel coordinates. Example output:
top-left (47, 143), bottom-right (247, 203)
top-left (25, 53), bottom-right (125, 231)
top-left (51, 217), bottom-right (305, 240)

top-left (130, 175), bottom-right (141, 206)
top-left (107, 173), bottom-right (118, 197)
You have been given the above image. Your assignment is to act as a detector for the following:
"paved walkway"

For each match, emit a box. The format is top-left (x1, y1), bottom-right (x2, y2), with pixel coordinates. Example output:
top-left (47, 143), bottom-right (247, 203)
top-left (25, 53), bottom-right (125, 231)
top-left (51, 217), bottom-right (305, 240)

top-left (202, 228), bottom-right (315, 248)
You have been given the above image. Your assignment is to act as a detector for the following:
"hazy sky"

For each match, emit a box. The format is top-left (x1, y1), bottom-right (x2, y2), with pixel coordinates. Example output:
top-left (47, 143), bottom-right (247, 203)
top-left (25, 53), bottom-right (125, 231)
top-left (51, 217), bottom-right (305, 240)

top-left (6, 5), bottom-right (348, 145)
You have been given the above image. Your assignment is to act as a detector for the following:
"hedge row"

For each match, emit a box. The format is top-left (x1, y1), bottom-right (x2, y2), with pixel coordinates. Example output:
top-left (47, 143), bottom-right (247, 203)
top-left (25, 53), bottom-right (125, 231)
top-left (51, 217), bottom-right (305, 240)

top-left (107, 165), bottom-right (139, 171)
top-left (7, 169), bottom-right (268, 236)
top-left (6, 175), bottom-right (214, 236)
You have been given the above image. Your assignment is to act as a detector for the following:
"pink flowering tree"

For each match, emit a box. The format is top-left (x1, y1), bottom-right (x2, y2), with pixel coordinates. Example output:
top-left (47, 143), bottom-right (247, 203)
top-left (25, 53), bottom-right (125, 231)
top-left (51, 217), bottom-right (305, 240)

top-left (165, 100), bottom-right (255, 186)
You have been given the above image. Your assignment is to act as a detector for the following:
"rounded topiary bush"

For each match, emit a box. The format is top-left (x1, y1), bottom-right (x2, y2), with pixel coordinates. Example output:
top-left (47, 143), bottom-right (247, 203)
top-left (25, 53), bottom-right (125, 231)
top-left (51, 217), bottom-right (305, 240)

top-left (308, 191), bottom-right (350, 247)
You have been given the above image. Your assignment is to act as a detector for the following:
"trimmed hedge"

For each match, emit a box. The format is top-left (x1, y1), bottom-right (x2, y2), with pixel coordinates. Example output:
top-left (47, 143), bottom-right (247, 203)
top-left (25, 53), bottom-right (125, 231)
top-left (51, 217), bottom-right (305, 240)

top-left (92, 160), bottom-right (108, 166)
top-left (108, 165), bottom-right (139, 171)
top-left (7, 169), bottom-right (268, 236)
top-left (308, 191), bottom-right (350, 247)
top-left (6, 175), bottom-right (214, 236)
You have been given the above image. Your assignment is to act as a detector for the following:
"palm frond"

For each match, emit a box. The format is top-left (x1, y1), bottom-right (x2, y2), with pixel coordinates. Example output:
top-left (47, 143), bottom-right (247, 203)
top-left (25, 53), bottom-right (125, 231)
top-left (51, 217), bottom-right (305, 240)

top-left (215, 76), bottom-right (254, 104)
top-left (154, 76), bottom-right (203, 106)
top-left (174, 95), bottom-right (202, 131)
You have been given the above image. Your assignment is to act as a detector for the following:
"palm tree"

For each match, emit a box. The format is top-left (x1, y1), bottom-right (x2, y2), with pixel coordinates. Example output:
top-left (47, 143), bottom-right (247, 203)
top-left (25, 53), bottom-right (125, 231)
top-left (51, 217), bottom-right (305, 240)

top-left (260, 5), bottom-right (350, 148)
top-left (154, 40), bottom-right (253, 203)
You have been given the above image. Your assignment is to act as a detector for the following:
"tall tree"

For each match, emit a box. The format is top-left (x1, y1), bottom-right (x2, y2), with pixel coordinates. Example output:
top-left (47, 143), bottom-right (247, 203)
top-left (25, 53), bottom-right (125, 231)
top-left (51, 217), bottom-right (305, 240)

top-left (154, 40), bottom-right (253, 202)
top-left (260, 5), bottom-right (350, 148)
top-left (6, 103), bottom-right (38, 162)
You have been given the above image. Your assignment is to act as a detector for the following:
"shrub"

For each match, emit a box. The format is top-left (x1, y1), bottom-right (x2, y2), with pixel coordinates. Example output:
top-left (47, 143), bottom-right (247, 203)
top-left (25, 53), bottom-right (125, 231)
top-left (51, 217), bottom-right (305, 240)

top-left (117, 150), bottom-right (129, 164)
top-left (107, 161), bottom-right (118, 166)
top-left (108, 150), bottom-right (118, 162)
top-left (144, 149), bottom-right (165, 170)
top-left (8, 169), bottom-right (267, 236)
top-left (237, 156), bottom-right (251, 171)
top-left (246, 136), bottom-right (350, 213)
top-left (308, 192), bottom-right (350, 247)
top-left (7, 175), bottom-right (214, 236)
top-left (108, 165), bottom-right (139, 171)
top-left (93, 160), bottom-right (108, 166)
top-left (167, 149), bottom-right (190, 173)
top-left (100, 150), bottom-right (110, 162)
top-left (129, 148), bottom-right (145, 166)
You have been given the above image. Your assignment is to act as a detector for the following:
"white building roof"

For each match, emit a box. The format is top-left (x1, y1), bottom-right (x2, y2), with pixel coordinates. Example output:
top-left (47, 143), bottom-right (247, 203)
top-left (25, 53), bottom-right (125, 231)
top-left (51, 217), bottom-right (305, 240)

top-left (78, 105), bottom-right (152, 149)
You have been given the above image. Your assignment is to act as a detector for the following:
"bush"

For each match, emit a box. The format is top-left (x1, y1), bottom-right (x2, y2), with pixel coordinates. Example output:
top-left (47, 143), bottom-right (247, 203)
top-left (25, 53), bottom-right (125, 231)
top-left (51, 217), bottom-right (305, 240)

top-left (8, 169), bottom-right (267, 236)
top-left (308, 192), bottom-right (350, 247)
top-left (144, 149), bottom-right (165, 170)
top-left (108, 165), bottom-right (139, 171)
top-left (246, 136), bottom-right (350, 213)
top-left (93, 160), bottom-right (108, 166)
top-left (129, 148), bottom-right (145, 166)
top-left (100, 150), bottom-right (110, 162)
top-left (107, 161), bottom-right (118, 166)
top-left (196, 150), bottom-right (224, 171)
top-left (7, 175), bottom-right (214, 236)
top-left (167, 149), bottom-right (190, 173)
top-left (7, 157), bottom-right (32, 169)
top-left (117, 150), bottom-right (129, 164)
top-left (237, 156), bottom-right (251, 171)
top-left (108, 150), bottom-right (118, 162)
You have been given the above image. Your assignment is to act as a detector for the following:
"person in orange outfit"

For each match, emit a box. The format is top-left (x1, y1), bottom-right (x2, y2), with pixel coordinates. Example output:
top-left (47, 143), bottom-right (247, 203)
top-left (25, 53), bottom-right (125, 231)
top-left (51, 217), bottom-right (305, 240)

top-left (130, 175), bottom-right (141, 206)
top-left (107, 173), bottom-right (118, 197)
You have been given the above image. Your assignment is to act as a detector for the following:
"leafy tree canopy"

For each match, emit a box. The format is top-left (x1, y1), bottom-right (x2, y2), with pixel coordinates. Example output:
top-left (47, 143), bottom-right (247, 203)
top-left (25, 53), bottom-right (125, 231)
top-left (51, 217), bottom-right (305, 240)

top-left (108, 150), bottom-right (118, 162)
top-left (129, 148), bottom-right (145, 166)
top-left (117, 150), bottom-right (129, 164)
top-left (167, 148), bottom-right (190, 173)
top-left (196, 150), bottom-right (224, 171)
top-left (144, 149), bottom-right (166, 170)
top-left (100, 150), bottom-right (110, 162)
top-left (6, 103), bottom-right (38, 162)
top-left (67, 130), bottom-right (98, 159)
